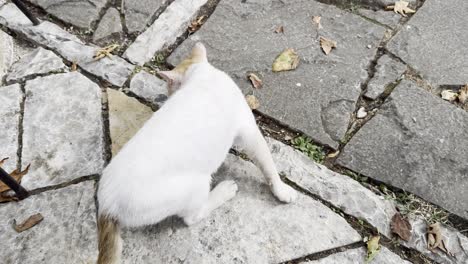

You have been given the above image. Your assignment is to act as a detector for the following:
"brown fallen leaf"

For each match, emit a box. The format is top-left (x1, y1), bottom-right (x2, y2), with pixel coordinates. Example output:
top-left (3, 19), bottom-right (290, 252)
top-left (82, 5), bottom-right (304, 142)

top-left (320, 37), bottom-right (337, 55)
top-left (441, 90), bottom-right (458, 102)
top-left (0, 164), bottom-right (30, 193)
top-left (0, 157), bottom-right (8, 167)
top-left (386, 1), bottom-right (415, 17)
top-left (458, 84), bottom-right (468, 104)
top-left (13, 213), bottom-right (43, 233)
top-left (188, 15), bottom-right (206, 33)
top-left (248, 73), bottom-right (263, 89)
top-left (366, 235), bottom-right (381, 263)
top-left (390, 212), bottom-right (412, 241)
top-left (71, 61), bottom-right (77, 71)
top-left (0, 193), bottom-right (18, 203)
top-left (274, 25), bottom-right (284, 34)
top-left (312, 16), bottom-right (323, 29)
top-left (427, 222), bottom-right (453, 256)
top-left (272, 48), bottom-right (300, 72)
top-left (246, 95), bottom-right (260, 110)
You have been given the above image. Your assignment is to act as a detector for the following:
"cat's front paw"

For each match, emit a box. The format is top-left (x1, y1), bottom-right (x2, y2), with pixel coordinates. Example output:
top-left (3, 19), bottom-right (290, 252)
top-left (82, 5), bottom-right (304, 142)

top-left (271, 182), bottom-right (298, 203)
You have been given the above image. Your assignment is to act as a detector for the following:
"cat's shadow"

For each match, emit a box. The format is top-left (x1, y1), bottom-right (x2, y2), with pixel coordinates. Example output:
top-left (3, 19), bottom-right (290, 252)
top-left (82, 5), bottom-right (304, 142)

top-left (123, 159), bottom-right (283, 236)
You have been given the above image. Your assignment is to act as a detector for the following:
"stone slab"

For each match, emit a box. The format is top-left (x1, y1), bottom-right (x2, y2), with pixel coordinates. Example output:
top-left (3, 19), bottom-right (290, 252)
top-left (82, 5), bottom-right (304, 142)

top-left (124, 0), bottom-right (166, 33)
top-left (0, 4), bottom-right (135, 87)
top-left (6, 47), bottom-right (66, 82)
top-left (365, 54), bottom-right (406, 99)
top-left (121, 154), bottom-right (361, 263)
top-left (0, 29), bottom-right (14, 82)
top-left (0, 84), bottom-right (22, 172)
top-left (129, 71), bottom-right (168, 106)
top-left (168, 0), bottom-right (386, 149)
top-left (357, 9), bottom-right (401, 29)
top-left (387, 0), bottom-right (468, 85)
top-left (107, 88), bottom-right (153, 156)
top-left (0, 181), bottom-right (98, 263)
top-left (301, 246), bottom-right (411, 264)
top-left (402, 218), bottom-right (468, 264)
top-left (266, 138), bottom-right (396, 238)
top-left (124, 0), bottom-right (208, 65)
top-left (21, 72), bottom-right (104, 189)
top-left (337, 80), bottom-right (468, 219)
top-left (93, 7), bottom-right (123, 44)
top-left (27, 0), bottom-right (108, 28)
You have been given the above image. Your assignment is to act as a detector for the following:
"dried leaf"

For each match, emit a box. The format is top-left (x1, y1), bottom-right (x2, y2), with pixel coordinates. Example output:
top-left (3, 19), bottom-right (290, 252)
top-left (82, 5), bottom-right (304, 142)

top-left (246, 95), bottom-right (260, 110)
top-left (320, 37), bottom-right (337, 55)
top-left (391, 212), bottom-right (412, 241)
top-left (274, 26), bottom-right (284, 33)
top-left (272, 48), bottom-right (300, 72)
top-left (386, 1), bottom-right (415, 17)
top-left (441, 90), bottom-right (458, 102)
top-left (458, 84), bottom-right (468, 104)
top-left (327, 150), bottom-right (340, 158)
top-left (312, 16), bottom-right (323, 29)
top-left (13, 213), bottom-right (43, 233)
top-left (0, 157), bottom-right (8, 167)
top-left (0, 163), bottom-right (30, 193)
top-left (188, 16), bottom-right (206, 33)
top-left (366, 235), bottom-right (381, 263)
top-left (248, 73), bottom-right (263, 89)
top-left (427, 222), bottom-right (453, 256)
top-left (71, 61), bottom-right (77, 71)
top-left (93, 44), bottom-right (119, 61)
top-left (0, 193), bottom-right (18, 203)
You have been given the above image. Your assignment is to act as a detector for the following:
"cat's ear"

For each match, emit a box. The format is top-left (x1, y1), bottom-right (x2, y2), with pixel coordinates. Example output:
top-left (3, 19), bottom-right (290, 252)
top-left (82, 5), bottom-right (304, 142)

top-left (157, 70), bottom-right (183, 95)
top-left (191, 42), bottom-right (207, 62)
top-left (157, 70), bottom-right (182, 83)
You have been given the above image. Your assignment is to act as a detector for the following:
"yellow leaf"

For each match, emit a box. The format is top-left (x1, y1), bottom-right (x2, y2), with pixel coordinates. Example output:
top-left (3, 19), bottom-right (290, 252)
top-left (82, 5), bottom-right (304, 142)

top-left (272, 48), bottom-right (300, 72)
top-left (386, 1), bottom-right (415, 17)
top-left (327, 150), bottom-right (340, 158)
top-left (320, 37), bottom-right (337, 55)
top-left (246, 95), bottom-right (260, 110)
top-left (71, 61), bottom-right (77, 71)
top-left (312, 16), bottom-right (323, 29)
top-left (366, 235), bottom-right (381, 263)
top-left (93, 44), bottom-right (120, 61)
top-left (248, 73), bottom-right (263, 89)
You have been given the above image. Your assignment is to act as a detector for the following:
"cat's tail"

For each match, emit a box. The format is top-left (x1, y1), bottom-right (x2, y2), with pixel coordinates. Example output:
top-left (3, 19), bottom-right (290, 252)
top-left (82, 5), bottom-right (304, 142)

top-left (97, 214), bottom-right (122, 264)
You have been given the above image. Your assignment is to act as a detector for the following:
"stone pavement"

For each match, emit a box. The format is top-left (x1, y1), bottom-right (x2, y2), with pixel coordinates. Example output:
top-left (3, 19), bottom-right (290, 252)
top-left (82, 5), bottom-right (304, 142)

top-left (0, 0), bottom-right (467, 263)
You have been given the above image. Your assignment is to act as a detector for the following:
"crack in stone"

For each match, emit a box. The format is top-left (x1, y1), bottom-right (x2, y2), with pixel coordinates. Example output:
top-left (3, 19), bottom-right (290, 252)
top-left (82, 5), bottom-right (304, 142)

top-left (28, 173), bottom-right (98, 196)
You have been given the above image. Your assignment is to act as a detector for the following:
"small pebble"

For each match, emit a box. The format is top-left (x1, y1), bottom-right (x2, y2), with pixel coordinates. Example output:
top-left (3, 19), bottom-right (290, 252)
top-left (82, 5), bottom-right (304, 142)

top-left (357, 107), bottom-right (367, 119)
top-left (296, 83), bottom-right (302, 87)
top-left (367, 45), bottom-right (372, 49)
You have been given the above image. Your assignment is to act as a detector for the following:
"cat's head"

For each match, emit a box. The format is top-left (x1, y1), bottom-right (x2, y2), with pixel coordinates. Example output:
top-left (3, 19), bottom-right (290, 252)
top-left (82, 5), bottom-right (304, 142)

top-left (158, 42), bottom-right (208, 95)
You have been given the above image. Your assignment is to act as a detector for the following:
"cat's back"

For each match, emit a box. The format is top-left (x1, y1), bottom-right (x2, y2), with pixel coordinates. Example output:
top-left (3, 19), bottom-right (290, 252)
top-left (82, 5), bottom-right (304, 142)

top-left (100, 63), bottom-right (245, 185)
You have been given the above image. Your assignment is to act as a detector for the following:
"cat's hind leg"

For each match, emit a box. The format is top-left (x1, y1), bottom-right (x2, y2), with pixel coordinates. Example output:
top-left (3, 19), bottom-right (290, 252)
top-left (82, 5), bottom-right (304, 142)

top-left (181, 180), bottom-right (238, 226)
top-left (236, 123), bottom-right (298, 203)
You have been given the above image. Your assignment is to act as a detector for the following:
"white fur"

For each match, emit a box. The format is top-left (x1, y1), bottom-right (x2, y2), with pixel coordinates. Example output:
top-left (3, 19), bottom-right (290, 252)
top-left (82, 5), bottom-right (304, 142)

top-left (98, 47), bottom-right (297, 228)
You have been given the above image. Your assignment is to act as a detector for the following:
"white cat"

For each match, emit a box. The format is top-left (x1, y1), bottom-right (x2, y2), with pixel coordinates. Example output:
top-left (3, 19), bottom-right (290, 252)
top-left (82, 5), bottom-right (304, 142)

top-left (96, 43), bottom-right (298, 264)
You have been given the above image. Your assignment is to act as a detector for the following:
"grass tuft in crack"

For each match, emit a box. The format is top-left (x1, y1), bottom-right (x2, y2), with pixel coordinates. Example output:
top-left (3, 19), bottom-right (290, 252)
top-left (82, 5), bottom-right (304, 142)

top-left (291, 136), bottom-right (325, 163)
